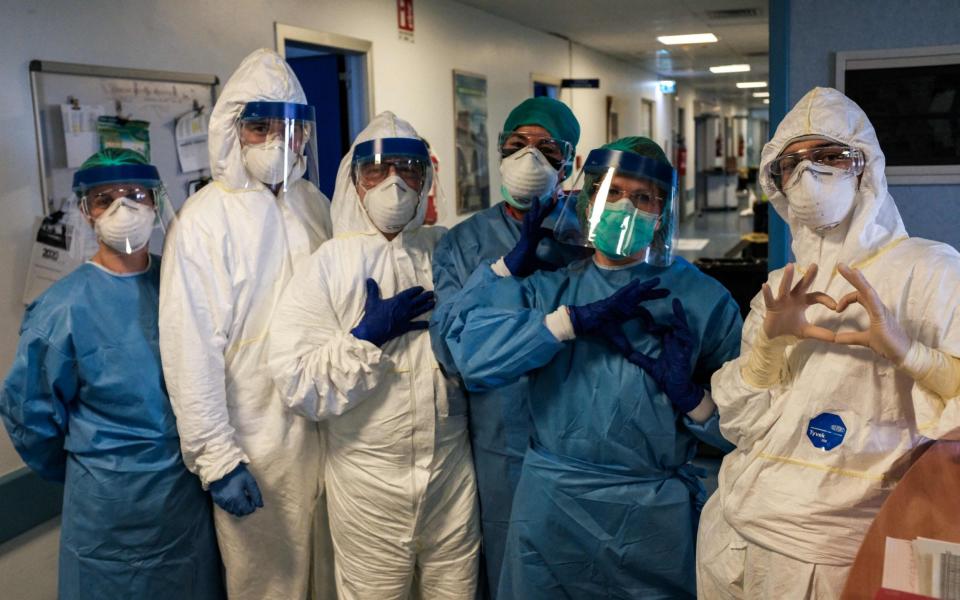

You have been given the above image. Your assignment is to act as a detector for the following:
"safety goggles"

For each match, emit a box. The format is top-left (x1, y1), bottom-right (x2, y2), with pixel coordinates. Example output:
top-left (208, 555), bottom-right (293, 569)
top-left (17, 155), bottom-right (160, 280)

top-left (587, 181), bottom-right (665, 213)
top-left (82, 184), bottom-right (155, 214)
top-left (352, 138), bottom-right (432, 192)
top-left (769, 144), bottom-right (865, 190)
top-left (497, 131), bottom-right (573, 170)
top-left (73, 163), bottom-right (164, 215)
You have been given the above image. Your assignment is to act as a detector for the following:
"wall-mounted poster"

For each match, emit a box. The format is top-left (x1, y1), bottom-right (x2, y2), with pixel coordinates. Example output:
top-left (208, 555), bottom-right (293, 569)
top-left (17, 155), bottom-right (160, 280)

top-left (453, 70), bottom-right (490, 214)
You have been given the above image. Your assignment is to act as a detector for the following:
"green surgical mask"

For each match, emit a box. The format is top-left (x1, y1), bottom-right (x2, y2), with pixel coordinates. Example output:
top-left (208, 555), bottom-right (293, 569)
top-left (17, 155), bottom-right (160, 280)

top-left (591, 200), bottom-right (659, 259)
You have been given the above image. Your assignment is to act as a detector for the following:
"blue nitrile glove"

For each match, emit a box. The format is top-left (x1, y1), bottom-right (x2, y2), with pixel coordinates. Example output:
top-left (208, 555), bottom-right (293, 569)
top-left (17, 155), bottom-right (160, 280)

top-left (502, 197), bottom-right (559, 277)
top-left (601, 298), bottom-right (704, 413)
top-left (568, 277), bottom-right (669, 337)
top-left (351, 278), bottom-right (436, 347)
top-left (209, 463), bottom-right (264, 517)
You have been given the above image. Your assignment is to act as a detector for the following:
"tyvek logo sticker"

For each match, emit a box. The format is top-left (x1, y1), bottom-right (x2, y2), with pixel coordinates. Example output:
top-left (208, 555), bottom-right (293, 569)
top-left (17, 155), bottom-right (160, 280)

top-left (807, 413), bottom-right (847, 451)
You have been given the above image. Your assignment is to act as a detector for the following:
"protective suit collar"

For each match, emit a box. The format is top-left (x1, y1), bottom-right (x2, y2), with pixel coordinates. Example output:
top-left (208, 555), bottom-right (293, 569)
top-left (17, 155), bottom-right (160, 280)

top-left (208, 48), bottom-right (307, 191)
top-left (759, 87), bottom-right (906, 281)
top-left (331, 111), bottom-right (428, 237)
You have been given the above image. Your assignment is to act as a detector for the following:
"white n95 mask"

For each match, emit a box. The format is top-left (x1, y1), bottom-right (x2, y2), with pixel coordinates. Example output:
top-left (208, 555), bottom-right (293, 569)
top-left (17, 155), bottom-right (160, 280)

top-left (363, 175), bottom-right (421, 234)
top-left (784, 161), bottom-right (858, 231)
top-left (499, 147), bottom-right (560, 210)
top-left (241, 144), bottom-right (306, 186)
top-left (94, 197), bottom-right (156, 253)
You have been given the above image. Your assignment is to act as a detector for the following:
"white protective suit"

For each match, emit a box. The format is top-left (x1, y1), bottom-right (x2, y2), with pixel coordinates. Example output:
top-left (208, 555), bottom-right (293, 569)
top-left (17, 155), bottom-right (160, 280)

top-left (267, 112), bottom-right (480, 600)
top-left (697, 87), bottom-right (960, 599)
top-left (159, 49), bottom-right (335, 600)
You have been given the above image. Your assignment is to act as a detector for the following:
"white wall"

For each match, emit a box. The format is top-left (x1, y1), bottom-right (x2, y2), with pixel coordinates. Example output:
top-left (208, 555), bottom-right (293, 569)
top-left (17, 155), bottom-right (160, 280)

top-left (0, 0), bottom-right (672, 477)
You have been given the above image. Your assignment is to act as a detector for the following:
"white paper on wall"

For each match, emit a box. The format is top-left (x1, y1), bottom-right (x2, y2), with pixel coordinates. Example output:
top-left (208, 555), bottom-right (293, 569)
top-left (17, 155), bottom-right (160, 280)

top-left (60, 103), bottom-right (105, 168)
top-left (175, 111), bottom-right (209, 173)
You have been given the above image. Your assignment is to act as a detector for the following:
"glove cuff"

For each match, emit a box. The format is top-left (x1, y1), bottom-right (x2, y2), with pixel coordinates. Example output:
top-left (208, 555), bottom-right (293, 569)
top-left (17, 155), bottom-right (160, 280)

top-left (671, 382), bottom-right (705, 414)
top-left (568, 305), bottom-right (585, 336)
top-left (350, 325), bottom-right (383, 348)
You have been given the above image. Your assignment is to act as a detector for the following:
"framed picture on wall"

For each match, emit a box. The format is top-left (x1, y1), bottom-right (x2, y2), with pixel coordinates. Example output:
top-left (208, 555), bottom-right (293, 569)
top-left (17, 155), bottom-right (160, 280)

top-left (836, 45), bottom-right (960, 185)
top-left (452, 70), bottom-right (490, 214)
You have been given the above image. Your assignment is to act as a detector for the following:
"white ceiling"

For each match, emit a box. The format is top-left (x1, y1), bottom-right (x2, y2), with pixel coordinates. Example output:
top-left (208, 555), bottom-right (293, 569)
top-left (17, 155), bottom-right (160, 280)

top-left (457, 0), bottom-right (769, 103)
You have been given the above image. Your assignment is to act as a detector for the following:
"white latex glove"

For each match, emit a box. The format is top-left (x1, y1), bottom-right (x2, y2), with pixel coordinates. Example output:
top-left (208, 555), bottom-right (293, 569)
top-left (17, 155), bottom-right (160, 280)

top-left (834, 263), bottom-right (911, 364)
top-left (762, 263), bottom-right (838, 342)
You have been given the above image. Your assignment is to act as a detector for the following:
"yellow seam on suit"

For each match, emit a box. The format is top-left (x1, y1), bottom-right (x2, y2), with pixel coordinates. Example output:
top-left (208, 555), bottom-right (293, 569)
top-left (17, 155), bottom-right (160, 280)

top-left (226, 331), bottom-right (268, 358)
top-left (843, 236), bottom-right (909, 273)
top-left (758, 452), bottom-right (884, 481)
top-left (391, 367), bottom-right (443, 375)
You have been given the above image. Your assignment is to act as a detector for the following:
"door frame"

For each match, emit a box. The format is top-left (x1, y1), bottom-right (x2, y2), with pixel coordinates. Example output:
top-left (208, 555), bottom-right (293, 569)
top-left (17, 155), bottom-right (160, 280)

top-left (275, 23), bottom-right (375, 133)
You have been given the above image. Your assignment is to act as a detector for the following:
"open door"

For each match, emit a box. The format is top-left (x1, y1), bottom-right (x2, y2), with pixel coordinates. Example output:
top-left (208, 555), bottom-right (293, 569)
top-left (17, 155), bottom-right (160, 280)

top-left (276, 24), bottom-right (373, 199)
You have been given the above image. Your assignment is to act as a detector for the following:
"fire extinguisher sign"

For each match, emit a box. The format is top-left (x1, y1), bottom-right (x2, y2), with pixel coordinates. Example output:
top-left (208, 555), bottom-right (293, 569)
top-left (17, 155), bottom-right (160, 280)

top-left (398, 0), bottom-right (415, 42)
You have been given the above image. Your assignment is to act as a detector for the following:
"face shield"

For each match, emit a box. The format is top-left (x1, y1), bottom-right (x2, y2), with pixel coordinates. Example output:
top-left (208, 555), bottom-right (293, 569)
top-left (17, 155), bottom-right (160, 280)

top-left (73, 164), bottom-right (174, 254)
top-left (767, 143), bottom-right (865, 192)
top-left (553, 149), bottom-right (678, 266)
top-left (351, 137), bottom-right (434, 233)
top-left (236, 101), bottom-right (319, 192)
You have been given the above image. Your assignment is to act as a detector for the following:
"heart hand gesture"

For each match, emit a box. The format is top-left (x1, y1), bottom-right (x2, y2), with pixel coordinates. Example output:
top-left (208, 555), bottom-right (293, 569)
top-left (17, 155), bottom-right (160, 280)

top-left (762, 263), bottom-right (838, 342)
top-left (833, 263), bottom-right (910, 364)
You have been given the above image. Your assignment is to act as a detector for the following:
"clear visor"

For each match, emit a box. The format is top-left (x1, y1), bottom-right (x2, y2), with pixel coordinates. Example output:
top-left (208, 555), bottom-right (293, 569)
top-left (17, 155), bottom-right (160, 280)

top-left (553, 149), bottom-right (678, 266)
top-left (236, 102), bottom-right (319, 192)
top-left (497, 130), bottom-right (573, 171)
top-left (78, 182), bottom-right (175, 254)
top-left (768, 144), bottom-right (865, 191)
top-left (351, 137), bottom-right (434, 195)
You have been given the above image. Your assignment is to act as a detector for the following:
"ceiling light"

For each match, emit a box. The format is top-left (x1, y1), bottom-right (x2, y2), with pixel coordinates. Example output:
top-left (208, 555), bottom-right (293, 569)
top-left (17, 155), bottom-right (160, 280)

top-left (752, 91), bottom-right (770, 98)
top-left (763, 99), bottom-right (770, 104)
top-left (657, 33), bottom-right (718, 45)
top-left (736, 81), bottom-right (767, 88)
top-left (709, 64), bottom-right (750, 73)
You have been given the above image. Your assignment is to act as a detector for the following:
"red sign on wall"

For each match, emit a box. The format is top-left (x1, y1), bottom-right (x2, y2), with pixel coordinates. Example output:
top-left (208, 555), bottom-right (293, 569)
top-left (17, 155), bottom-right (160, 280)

top-left (398, 0), bottom-right (415, 38)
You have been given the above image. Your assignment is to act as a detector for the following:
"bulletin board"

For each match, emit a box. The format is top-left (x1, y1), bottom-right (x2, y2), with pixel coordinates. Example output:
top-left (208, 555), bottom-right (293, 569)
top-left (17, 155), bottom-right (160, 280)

top-left (29, 60), bottom-right (220, 217)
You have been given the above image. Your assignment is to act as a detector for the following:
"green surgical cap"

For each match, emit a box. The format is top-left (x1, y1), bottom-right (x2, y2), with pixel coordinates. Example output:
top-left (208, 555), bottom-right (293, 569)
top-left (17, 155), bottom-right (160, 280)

top-left (503, 97), bottom-right (580, 147)
top-left (602, 136), bottom-right (671, 166)
top-left (79, 147), bottom-right (151, 170)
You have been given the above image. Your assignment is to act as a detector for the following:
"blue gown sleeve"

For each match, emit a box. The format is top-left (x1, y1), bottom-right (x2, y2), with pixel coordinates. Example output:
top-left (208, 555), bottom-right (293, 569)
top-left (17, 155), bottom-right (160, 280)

top-left (0, 325), bottom-right (76, 482)
top-left (437, 264), bottom-right (565, 393)
top-left (430, 231), bottom-right (467, 375)
top-left (684, 295), bottom-right (743, 452)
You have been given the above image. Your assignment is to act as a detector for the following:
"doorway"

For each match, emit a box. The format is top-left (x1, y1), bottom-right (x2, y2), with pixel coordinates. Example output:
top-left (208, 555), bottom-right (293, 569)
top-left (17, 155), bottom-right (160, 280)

top-left (276, 24), bottom-right (373, 199)
top-left (531, 74), bottom-right (562, 99)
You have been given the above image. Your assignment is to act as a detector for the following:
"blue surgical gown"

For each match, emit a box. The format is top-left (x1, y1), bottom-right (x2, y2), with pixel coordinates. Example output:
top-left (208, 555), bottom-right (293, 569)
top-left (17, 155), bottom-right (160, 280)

top-left (0, 259), bottom-right (224, 600)
top-left (435, 257), bottom-right (741, 599)
top-left (431, 202), bottom-right (590, 598)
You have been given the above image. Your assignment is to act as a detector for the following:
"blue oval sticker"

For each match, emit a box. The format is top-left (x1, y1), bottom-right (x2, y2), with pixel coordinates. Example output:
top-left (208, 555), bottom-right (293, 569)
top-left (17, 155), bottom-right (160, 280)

top-left (807, 413), bottom-right (847, 451)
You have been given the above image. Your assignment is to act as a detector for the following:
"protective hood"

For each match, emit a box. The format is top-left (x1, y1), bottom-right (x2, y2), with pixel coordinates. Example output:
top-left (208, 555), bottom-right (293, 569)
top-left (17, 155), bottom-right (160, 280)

top-left (331, 111), bottom-right (428, 236)
top-left (759, 87), bottom-right (907, 274)
top-left (208, 48), bottom-right (307, 190)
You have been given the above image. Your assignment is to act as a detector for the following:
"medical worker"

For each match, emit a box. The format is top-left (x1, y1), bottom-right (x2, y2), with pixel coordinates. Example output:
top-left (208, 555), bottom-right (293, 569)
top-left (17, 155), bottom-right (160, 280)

top-left (698, 87), bottom-right (960, 599)
top-left (430, 96), bottom-right (588, 597)
top-left (0, 149), bottom-right (224, 600)
top-left (268, 111), bottom-right (480, 600)
top-left (434, 137), bottom-right (742, 599)
top-left (159, 49), bottom-right (333, 600)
